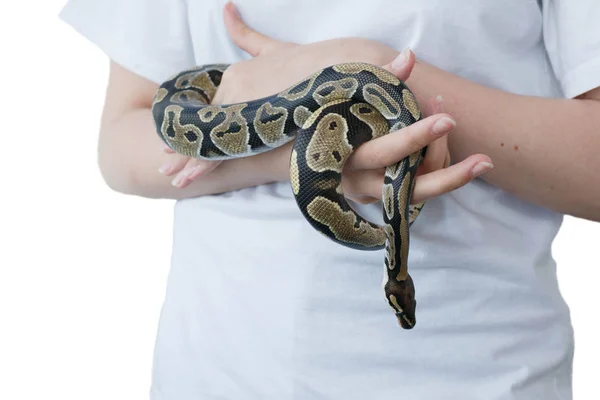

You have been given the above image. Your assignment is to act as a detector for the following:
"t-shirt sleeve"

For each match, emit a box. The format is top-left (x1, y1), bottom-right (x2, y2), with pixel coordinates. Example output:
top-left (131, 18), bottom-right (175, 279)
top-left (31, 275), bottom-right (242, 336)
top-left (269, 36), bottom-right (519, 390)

top-left (541, 0), bottom-right (600, 98)
top-left (59, 0), bottom-right (196, 84)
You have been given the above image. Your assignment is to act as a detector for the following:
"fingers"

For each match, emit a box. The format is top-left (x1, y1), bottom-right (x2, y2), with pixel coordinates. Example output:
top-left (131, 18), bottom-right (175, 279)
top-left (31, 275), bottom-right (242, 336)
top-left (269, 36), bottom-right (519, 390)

top-left (159, 155), bottom-right (222, 188)
top-left (162, 144), bottom-right (175, 154)
top-left (343, 153), bottom-right (493, 205)
top-left (348, 195), bottom-right (380, 205)
top-left (158, 154), bottom-right (190, 176)
top-left (223, 2), bottom-right (283, 56)
top-left (342, 169), bottom-right (385, 205)
top-left (343, 152), bottom-right (493, 204)
top-left (418, 134), bottom-right (449, 175)
top-left (417, 96), bottom-right (450, 174)
top-left (380, 48), bottom-right (416, 82)
top-left (443, 150), bottom-right (451, 168)
top-left (181, 158), bottom-right (222, 181)
top-left (346, 112), bottom-right (456, 171)
top-left (411, 154), bottom-right (493, 204)
top-left (343, 90), bottom-right (493, 204)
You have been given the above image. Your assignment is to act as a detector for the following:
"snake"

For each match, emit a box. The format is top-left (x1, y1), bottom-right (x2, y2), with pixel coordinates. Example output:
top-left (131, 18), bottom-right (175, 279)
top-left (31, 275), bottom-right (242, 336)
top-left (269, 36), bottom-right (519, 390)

top-left (151, 62), bottom-right (426, 329)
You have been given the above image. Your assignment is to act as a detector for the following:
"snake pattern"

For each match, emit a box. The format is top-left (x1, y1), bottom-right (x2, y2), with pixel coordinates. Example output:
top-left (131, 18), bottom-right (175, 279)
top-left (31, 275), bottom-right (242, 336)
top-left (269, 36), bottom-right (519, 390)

top-left (151, 62), bottom-right (426, 329)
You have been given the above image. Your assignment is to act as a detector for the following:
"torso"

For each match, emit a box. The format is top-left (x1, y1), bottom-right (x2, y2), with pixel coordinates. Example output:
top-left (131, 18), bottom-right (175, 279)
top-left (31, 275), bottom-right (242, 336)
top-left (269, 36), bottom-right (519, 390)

top-left (151, 1), bottom-right (572, 399)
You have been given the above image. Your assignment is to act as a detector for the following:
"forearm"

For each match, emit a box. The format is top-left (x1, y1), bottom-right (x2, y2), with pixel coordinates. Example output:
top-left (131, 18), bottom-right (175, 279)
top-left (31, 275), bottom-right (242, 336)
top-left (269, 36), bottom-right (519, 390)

top-left (407, 61), bottom-right (600, 221)
top-left (98, 107), bottom-right (290, 200)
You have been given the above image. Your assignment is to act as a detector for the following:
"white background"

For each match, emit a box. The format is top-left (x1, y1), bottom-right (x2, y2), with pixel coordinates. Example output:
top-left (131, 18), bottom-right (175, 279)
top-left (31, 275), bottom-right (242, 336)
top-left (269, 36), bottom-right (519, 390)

top-left (0, 1), bottom-right (598, 399)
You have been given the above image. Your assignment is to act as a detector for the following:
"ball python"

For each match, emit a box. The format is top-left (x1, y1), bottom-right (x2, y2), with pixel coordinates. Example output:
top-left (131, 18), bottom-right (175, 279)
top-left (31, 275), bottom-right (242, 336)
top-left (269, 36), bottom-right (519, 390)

top-left (151, 62), bottom-right (426, 329)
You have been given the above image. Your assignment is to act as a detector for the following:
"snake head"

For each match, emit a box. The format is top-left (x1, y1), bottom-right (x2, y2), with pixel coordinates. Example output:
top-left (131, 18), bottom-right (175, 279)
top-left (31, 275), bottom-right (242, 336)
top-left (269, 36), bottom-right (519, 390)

top-left (385, 275), bottom-right (417, 329)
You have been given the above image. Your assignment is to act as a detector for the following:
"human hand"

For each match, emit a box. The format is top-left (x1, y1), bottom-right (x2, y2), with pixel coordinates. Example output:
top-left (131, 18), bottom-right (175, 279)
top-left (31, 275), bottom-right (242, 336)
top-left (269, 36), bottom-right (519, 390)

top-left (157, 3), bottom-right (298, 187)
top-left (161, 2), bottom-right (493, 200)
top-left (159, 2), bottom-right (408, 188)
top-left (342, 94), bottom-right (492, 205)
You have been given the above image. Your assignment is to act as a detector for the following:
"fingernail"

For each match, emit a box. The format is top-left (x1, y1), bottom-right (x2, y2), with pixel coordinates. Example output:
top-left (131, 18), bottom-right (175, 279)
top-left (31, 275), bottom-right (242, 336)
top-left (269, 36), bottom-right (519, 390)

top-left (431, 116), bottom-right (456, 135)
top-left (184, 165), bottom-right (203, 178)
top-left (471, 162), bottom-right (494, 177)
top-left (158, 163), bottom-right (171, 174)
top-left (226, 1), bottom-right (240, 17)
top-left (391, 48), bottom-right (410, 70)
top-left (171, 174), bottom-right (185, 187)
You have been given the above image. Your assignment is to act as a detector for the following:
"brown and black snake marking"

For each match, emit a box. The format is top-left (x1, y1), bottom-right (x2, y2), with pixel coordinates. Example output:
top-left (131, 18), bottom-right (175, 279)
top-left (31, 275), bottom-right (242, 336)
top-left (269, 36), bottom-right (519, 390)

top-left (152, 62), bottom-right (426, 329)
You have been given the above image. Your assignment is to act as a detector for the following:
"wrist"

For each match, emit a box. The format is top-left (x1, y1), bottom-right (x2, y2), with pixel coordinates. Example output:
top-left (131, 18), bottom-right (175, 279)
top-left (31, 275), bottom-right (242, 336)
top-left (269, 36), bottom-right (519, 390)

top-left (404, 59), bottom-right (438, 118)
top-left (267, 141), bottom-right (293, 182)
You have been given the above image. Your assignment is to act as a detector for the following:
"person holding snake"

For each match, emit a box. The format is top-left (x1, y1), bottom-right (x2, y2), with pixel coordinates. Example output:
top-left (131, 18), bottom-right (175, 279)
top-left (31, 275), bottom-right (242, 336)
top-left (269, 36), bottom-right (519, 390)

top-left (60, 0), bottom-right (600, 398)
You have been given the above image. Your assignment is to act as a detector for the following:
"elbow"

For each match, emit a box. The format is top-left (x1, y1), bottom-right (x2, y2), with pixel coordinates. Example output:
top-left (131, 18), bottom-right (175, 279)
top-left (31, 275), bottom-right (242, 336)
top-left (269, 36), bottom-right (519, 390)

top-left (97, 150), bottom-right (137, 196)
top-left (97, 134), bottom-right (142, 196)
top-left (96, 119), bottom-right (135, 195)
top-left (97, 145), bottom-right (168, 199)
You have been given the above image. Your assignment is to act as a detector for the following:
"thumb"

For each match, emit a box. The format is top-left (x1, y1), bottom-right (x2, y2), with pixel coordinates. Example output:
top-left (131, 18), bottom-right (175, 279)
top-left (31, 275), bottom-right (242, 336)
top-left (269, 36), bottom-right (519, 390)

top-left (380, 48), bottom-right (416, 83)
top-left (223, 1), bottom-right (283, 57)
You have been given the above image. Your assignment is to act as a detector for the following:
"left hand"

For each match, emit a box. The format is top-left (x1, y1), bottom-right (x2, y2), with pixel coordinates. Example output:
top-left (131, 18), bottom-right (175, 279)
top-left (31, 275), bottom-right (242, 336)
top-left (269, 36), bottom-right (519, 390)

top-left (158, 2), bottom-right (298, 187)
top-left (161, 2), bottom-right (491, 204)
top-left (161, 1), bottom-right (407, 187)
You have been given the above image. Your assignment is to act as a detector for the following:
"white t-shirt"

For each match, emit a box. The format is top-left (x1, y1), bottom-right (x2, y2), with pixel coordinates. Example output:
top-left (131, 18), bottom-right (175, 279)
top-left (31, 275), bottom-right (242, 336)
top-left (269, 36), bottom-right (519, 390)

top-left (60, 0), bottom-right (600, 399)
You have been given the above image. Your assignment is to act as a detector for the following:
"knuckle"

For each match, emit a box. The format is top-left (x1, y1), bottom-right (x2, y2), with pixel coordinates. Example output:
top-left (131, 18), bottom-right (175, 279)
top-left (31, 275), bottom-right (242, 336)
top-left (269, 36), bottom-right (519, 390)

top-left (408, 127), bottom-right (429, 150)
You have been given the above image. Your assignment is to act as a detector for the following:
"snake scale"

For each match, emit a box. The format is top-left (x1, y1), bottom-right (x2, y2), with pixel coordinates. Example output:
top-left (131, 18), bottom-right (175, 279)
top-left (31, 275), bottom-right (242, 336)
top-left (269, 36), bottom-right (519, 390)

top-left (151, 62), bottom-right (426, 329)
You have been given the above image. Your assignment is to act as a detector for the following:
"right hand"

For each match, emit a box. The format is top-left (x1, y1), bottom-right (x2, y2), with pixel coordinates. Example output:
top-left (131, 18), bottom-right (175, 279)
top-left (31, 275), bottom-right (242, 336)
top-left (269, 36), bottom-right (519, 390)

top-left (341, 94), bottom-right (492, 205)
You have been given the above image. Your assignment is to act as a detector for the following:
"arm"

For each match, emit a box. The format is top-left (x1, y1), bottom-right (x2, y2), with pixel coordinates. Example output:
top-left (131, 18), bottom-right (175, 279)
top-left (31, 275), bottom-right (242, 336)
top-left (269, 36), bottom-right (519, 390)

top-left (215, 3), bottom-right (600, 221)
top-left (98, 61), bottom-right (289, 200)
top-left (406, 61), bottom-right (600, 221)
top-left (96, 2), bottom-right (488, 204)
top-left (99, 48), bottom-right (487, 204)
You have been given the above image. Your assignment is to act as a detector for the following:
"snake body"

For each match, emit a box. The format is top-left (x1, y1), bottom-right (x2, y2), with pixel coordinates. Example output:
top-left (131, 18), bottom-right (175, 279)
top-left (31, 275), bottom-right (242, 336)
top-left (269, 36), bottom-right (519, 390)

top-left (151, 62), bottom-right (425, 329)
